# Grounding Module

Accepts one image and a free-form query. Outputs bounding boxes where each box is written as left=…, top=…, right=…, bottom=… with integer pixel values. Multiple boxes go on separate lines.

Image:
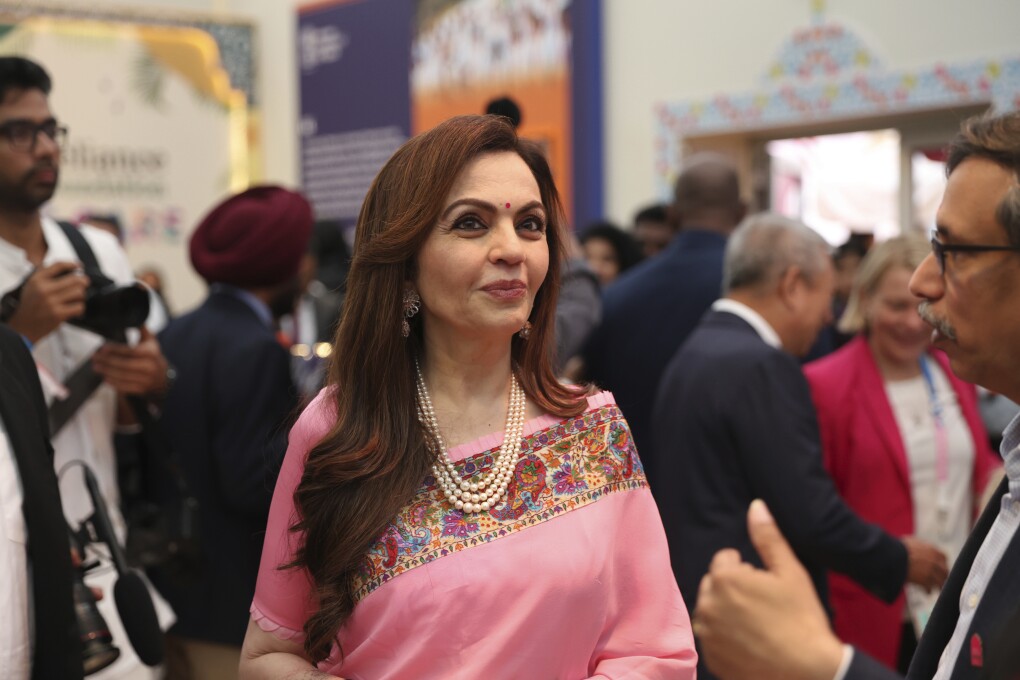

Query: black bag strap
left=56, top=220, right=101, bottom=271
left=48, top=361, right=105, bottom=436
left=47, top=221, right=105, bottom=435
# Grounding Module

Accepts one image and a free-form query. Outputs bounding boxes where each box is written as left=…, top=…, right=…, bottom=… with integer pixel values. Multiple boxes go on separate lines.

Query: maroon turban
left=190, top=185, right=313, bottom=288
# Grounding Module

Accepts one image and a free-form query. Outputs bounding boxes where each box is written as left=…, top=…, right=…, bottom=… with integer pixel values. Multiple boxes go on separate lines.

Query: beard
left=0, top=164, right=58, bottom=212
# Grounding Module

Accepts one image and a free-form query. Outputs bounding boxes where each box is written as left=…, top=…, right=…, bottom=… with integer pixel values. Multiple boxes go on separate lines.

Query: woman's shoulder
left=516, top=388, right=618, bottom=441
left=803, top=336, right=867, bottom=385
left=291, top=387, right=339, bottom=449
left=583, top=389, right=618, bottom=411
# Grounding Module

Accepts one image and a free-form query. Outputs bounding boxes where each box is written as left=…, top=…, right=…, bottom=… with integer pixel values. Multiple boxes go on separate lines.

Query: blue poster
left=297, top=0, right=601, bottom=229
left=297, top=0, right=413, bottom=222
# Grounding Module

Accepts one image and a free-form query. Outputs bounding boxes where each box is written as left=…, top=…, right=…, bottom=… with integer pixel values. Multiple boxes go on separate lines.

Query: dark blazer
left=650, top=310, right=908, bottom=679
left=841, top=477, right=1020, bottom=680
left=154, top=290, right=297, bottom=646
left=583, top=229, right=727, bottom=462
left=0, top=325, right=83, bottom=679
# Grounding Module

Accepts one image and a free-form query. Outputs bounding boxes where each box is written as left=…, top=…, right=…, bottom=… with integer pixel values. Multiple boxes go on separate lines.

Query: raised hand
left=693, top=500, right=845, bottom=680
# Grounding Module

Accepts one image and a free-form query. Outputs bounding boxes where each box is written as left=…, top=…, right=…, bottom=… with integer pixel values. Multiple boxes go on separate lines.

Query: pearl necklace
left=414, top=361, right=526, bottom=514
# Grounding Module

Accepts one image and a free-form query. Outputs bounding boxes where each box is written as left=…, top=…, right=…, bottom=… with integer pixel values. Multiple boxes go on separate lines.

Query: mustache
left=917, top=301, right=957, bottom=341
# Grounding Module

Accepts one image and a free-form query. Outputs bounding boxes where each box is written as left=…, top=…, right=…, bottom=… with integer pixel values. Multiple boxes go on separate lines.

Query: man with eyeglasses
left=0, top=57, right=171, bottom=679
left=692, top=110, right=1020, bottom=680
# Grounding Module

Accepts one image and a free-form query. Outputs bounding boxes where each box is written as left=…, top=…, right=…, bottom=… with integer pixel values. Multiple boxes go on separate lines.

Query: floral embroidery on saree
left=353, top=403, right=647, bottom=601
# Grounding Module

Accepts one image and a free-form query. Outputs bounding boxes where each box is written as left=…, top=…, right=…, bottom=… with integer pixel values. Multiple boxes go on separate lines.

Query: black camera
left=68, top=268, right=150, bottom=340
left=0, top=267, right=150, bottom=340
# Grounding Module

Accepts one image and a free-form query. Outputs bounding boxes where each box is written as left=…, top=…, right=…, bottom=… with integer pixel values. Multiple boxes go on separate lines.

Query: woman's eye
left=453, top=216, right=485, bottom=231
left=518, top=216, right=546, bottom=233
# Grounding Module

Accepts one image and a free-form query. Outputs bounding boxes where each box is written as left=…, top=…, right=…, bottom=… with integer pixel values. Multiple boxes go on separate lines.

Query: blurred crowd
left=4, top=53, right=1020, bottom=680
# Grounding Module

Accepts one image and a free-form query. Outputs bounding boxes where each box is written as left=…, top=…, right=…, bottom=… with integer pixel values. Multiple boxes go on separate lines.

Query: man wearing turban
left=152, top=185, right=313, bottom=680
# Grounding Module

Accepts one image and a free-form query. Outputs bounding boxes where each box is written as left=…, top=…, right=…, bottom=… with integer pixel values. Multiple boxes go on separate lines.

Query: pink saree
left=251, top=390, right=696, bottom=679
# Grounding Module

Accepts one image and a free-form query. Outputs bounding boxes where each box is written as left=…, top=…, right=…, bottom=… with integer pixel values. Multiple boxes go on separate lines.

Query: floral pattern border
left=353, top=404, right=647, bottom=601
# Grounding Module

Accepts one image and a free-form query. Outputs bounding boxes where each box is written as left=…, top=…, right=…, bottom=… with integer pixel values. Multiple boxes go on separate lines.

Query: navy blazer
left=583, top=230, right=727, bottom=462
left=153, top=290, right=297, bottom=646
left=650, top=310, right=908, bottom=679
left=0, top=325, right=83, bottom=679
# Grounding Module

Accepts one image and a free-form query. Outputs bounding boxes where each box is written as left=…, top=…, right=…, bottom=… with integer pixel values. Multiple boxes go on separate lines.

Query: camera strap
left=57, top=220, right=102, bottom=271
left=46, top=221, right=107, bottom=436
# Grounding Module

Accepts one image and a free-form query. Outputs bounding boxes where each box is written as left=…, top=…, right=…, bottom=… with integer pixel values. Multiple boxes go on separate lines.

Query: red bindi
left=505, top=202, right=511, bottom=209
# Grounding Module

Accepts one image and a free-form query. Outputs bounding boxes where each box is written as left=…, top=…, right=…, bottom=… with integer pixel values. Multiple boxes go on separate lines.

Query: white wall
left=603, top=0, right=1020, bottom=224
left=48, top=0, right=1020, bottom=227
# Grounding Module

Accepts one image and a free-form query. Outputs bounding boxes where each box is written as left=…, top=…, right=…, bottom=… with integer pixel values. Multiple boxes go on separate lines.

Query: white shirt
left=711, top=298, right=783, bottom=349
left=885, top=359, right=974, bottom=563
left=0, top=414, right=30, bottom=680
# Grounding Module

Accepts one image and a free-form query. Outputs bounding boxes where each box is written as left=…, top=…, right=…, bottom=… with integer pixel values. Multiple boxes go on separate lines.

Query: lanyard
left=919, top=355, right=953, bottom=539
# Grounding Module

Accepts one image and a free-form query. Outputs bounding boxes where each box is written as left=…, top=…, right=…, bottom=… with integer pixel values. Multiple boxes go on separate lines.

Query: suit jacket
left=154, top=290, right=297, bottom=646
left=0, top=325, right=83, bottom=679
left=804, top=336, right=1000, bottom=667
left=650, top=310, right=908, bottom=679
left=842, top=476, right=1020, bottom=680
left=582, top=230, right=727, bottom=463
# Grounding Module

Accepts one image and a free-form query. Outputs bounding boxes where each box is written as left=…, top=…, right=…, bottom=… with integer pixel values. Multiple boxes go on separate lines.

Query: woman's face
left=583, top=237, right=620, bottom=286
left=414, top=151, right=550, bottom=344
left=864, top=265, right=930, bottom=369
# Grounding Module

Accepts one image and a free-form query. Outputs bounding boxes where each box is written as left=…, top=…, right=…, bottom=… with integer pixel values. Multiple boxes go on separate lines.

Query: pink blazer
left=804, top=336, right=1001, bottom=669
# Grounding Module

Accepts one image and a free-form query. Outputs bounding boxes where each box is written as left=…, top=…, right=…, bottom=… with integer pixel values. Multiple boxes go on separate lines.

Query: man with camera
left=0, top=57, right=171, bottom=679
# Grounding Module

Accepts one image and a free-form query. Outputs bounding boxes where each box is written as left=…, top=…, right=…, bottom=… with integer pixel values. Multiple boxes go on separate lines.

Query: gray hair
left=723, top=213, right=831, bottom=295
left=947, top=111, right=1020, bottom=248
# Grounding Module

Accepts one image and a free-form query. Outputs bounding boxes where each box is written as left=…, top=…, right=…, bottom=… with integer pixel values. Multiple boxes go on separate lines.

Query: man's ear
left=777, top=266, right=804, bottom=311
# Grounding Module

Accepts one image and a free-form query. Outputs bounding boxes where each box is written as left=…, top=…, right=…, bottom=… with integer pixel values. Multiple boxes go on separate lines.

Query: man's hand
left=92, top=327, right=170, bottom=396
left=5, top=261, right=89, bottom=343
left=903, top=536, right=949, bottom=592
left=693, top=500, right=845, bottom=680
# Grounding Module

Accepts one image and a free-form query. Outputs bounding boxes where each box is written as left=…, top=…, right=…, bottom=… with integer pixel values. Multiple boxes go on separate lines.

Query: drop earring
left=402, top=289, right=421, bottom=338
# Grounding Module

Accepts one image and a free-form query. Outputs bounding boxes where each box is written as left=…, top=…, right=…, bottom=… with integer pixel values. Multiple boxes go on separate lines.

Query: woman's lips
left=481, top=280, right=527, bottom=299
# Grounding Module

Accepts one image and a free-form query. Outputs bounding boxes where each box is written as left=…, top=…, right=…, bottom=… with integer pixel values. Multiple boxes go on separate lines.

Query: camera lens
left=73, top=575, right=121, bottom=674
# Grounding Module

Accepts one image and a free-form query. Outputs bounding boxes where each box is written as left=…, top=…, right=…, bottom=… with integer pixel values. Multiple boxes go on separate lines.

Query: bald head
left=673, top=153, right=745, bottom=233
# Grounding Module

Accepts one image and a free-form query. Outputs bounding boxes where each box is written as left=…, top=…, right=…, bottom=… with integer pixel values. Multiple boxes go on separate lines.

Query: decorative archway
left=654, top=9, right=1020, bottom=198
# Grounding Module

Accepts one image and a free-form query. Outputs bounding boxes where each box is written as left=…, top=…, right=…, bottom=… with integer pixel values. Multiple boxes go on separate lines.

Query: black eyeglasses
left=929, top=229, right=1020, bottom=274
left=0, top=120, right=68, bottom=151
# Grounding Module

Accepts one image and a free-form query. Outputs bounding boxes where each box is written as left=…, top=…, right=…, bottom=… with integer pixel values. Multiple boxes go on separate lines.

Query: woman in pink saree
left=239, top=115, right=696, bottom=679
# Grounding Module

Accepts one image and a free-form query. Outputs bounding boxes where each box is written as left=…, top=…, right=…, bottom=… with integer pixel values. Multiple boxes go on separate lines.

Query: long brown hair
left=288, top=115, right=587, bottom=663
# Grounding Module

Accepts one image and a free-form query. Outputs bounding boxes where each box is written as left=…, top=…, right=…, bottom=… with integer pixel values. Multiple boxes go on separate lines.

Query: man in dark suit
left=651, top=213, right=948, bottom=680
left=153, top=186, right=312, bottom=679
left=692, top=113, right=1020, bottom=680
left=583, top=154, right=745, bottom=461
left=0, top=323, right=83, bottom=679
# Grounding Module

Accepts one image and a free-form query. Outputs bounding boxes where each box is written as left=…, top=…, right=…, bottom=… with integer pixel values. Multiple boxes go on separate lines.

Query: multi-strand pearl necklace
left=414, top=361, right=526, bottom=514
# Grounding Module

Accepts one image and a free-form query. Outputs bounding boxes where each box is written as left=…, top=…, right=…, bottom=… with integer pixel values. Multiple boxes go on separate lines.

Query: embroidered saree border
left=352, top=404, right=647, bottom=601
